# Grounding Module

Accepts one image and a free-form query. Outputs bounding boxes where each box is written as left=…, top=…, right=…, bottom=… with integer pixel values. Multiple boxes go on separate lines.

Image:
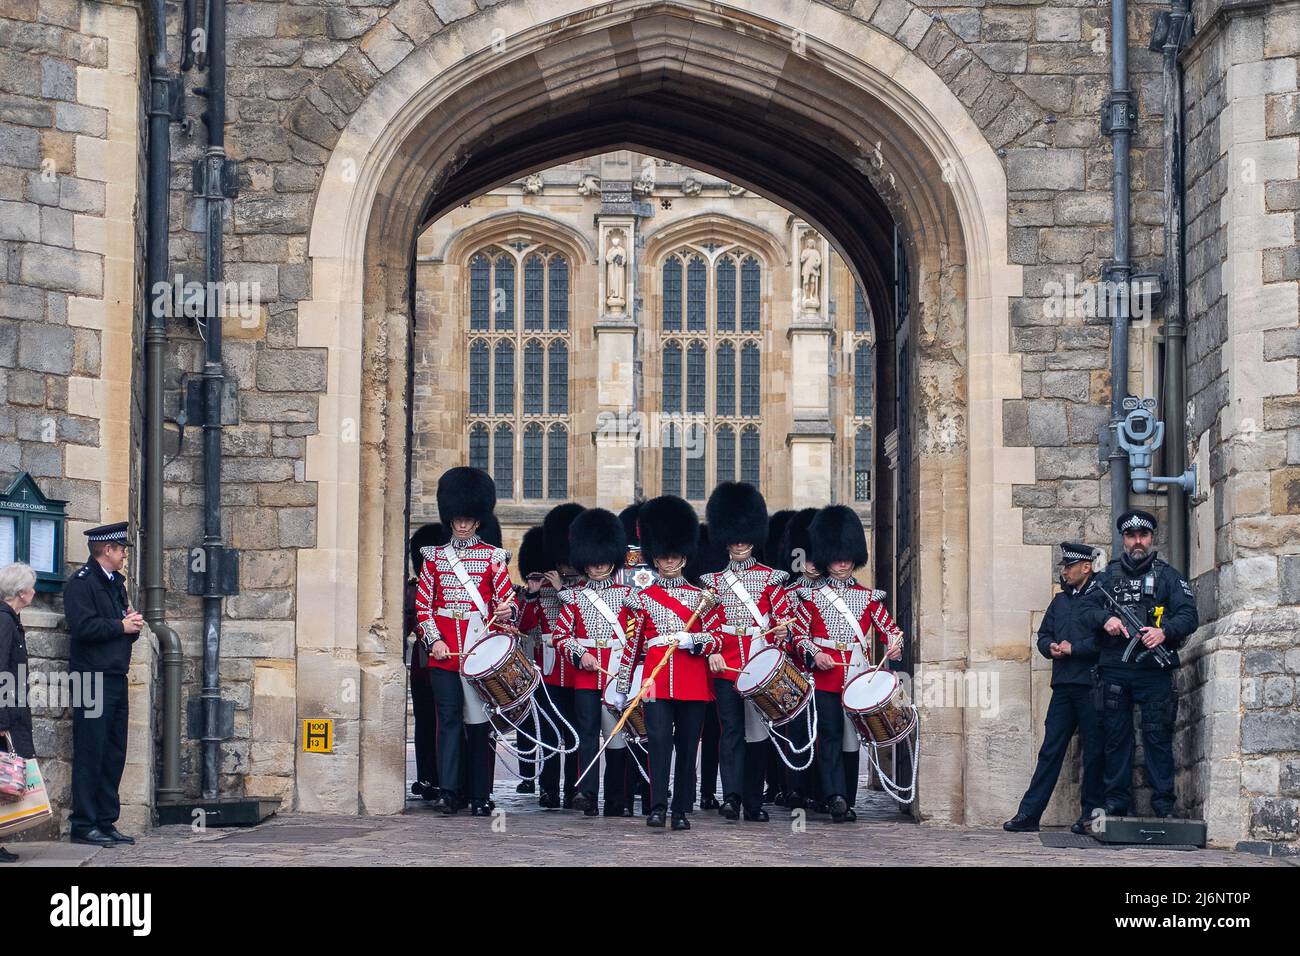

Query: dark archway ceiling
left=414, top=86, right=900, bottom=327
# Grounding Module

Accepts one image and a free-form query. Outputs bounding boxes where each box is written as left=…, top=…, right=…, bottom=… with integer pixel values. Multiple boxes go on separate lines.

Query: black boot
left=829, top=795, right=849, bottom=823
left=671, top=812, right=691, bottom=831
left=516, top=780, right=535, bottom=794
left=1002, top=813, right=1040, bottom=833
left=721, top=796, right=741, bottom=821
left=647, top=807, right=667, bottom=828
left=0, top=847, right=17, bottom=863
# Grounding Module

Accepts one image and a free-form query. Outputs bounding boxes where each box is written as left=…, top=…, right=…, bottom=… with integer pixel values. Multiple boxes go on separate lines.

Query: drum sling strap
left=819, top=585, right=873, bottom=667
left=722, top=570, right=769, bottom=631
left=581, top=587, right=623, bottom=633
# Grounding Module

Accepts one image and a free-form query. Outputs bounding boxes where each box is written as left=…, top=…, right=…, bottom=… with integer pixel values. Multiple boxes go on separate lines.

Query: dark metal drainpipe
left=198, top=0, right=230, bottom=799
left=143, top=0, right=183, bottom=806
left=1104, top=0, right=1135, bottom=560
left=1160, top=0, right=1192, bottom=574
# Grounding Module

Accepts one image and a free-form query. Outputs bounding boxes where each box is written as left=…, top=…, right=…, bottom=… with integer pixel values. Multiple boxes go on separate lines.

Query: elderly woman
left=0, top=562, right=37, bottom=863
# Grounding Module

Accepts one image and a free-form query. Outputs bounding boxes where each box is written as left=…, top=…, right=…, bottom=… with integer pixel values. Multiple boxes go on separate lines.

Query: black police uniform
left=63, top=555, right=138, bottom=838
left=1013, top=574, right=1104, bottom=823
left=1090, top=551, right=1197, bottom=816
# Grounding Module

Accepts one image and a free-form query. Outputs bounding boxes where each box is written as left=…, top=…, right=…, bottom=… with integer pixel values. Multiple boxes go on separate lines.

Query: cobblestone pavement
left=79, top=790, right=1284, bottom=867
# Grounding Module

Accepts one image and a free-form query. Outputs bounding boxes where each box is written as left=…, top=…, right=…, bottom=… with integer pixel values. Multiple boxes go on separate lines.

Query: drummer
left=553, top=508, right=638, bottom=817
left=700, top=482, right=792, bottom=823
left=775, top=507, right=822, bottom=808
left=414, top=467, right=518, bottom=817
left=512, top=526, right=548, bottom=794
left=519, top=503, right=585, bottom=809
left=613, top=495, right=719, bottom=831
left=791, top=506, right=903, bottom=823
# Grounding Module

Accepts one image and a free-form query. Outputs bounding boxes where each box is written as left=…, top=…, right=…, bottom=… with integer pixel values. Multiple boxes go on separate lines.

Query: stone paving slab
left=80, top=791, right=1286, bottom=867
left=5, top=841, right=101, bottom=867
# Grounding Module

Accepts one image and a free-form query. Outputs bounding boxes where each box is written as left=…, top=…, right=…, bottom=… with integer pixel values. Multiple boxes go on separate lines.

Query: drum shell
left=842, top=671, right=915, bottom=746
left=736, top=648, right=812, bottom=727
left=464, top=635, right=540, bottom=720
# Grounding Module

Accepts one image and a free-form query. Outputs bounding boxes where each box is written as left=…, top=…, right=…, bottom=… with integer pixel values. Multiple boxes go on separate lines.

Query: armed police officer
left=1092, top=509, right=1198, bottom=819
left=1004, top=542, right=1104, bottom=835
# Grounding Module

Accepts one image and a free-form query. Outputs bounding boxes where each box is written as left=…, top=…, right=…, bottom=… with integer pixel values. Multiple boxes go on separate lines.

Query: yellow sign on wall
left=302, top=719, right=333, bottom=753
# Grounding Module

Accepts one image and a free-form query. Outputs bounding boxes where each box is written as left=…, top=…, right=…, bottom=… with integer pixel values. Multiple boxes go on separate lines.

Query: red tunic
left=519, top=583, right=582, bottom=688
left=413, top=537, right=517, bottom=673
left=552, top=581, right=637, bottom=693
left=791, top=578, right=898, bottom=694
left=617, top=577, right=719, bottom=702
left=699, top=559, right=792, bottom=682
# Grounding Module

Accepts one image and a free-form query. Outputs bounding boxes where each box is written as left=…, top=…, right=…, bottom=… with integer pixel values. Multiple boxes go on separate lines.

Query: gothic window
left=463, top=241, right=572, bottom=501
left=845, top=281, right=874, bottom=503
left=656, top=242, right=765, bottom=499
left=855, top=425, right=872, bottom=502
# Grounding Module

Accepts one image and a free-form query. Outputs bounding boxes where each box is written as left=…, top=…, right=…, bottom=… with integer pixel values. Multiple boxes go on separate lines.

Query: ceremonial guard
left=700, top=482, right=792, bottom=822
left=761, top=508, right=796, bottom=803
left=774, top=507, right=821, bottom=808
left=1092, top=510, right=1197, bottom=818
left=791, top=506, right=903, bottom=822
left=512, top=526, right=548, bottom=793
left=618, top=502, right=654, bottom=590
left=414, top=467, right=517, bottom=816
left=406, top=523, right=446, bottom=802
left=520, top=502, right=584, bottom=808
left=63, top=521, right=143, bottom=847
left=614, top=495, right=718, bottom=830
left=1004, top=542, right=1105, bottom=834
left=553, top=508, right=637, bottom=816
left=686, top=524, right=728, bottom=811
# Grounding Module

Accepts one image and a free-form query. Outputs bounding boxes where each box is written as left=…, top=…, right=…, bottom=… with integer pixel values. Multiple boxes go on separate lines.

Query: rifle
left=1095, top=583, right=1176, bottom=669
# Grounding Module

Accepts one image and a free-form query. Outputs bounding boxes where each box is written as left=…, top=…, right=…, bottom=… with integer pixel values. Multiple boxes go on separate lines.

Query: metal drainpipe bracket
left=1100, top=89, right=1137, bottom=136
left=1149, top=9, right=1194, bottom=53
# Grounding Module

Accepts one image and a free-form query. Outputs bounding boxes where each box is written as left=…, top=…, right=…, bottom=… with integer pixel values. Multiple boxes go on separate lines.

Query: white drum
left=602, top=664, right=647, bottom=742
left=462, top=632, right=539, bottom=724
left=735, top=646, right=812, bottom=727
left=842, top=669, right=916, bottom=747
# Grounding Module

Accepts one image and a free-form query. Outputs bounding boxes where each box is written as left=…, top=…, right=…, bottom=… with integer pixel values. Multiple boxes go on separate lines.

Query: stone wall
left=1181, top=0, right=1300, bottom=854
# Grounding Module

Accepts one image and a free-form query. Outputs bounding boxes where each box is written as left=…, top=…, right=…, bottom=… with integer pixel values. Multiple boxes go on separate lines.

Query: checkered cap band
left=1119, top=514, right=1154, bottom=533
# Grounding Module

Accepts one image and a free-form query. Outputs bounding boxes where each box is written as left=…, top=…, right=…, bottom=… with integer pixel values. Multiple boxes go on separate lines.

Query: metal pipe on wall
left=143, top=0, right=184, bottom=807
left=1106, top=0, right=1134, bottom=560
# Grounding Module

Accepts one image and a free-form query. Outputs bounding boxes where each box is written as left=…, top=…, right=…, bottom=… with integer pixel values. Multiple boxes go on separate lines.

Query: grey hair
left=0, top=562, right=37, bottom=601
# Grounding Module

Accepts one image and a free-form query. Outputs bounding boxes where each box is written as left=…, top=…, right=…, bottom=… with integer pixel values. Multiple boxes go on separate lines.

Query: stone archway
left=294, top=0, right=1034, bottom=824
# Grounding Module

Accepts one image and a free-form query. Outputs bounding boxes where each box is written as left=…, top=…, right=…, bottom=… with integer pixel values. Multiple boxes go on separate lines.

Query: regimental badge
left=633, top=567, right=654, bottom=589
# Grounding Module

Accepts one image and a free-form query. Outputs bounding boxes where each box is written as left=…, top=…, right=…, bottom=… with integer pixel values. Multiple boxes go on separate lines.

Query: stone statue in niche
left=605, top=231, right=627, bottom=314
left=522, top=173, right=544, bottom=195
left=578, top=174, right=601, bottom=196
left=800, top=231, right=822, bottom=312
left=680, top=177, right=702, bottom=196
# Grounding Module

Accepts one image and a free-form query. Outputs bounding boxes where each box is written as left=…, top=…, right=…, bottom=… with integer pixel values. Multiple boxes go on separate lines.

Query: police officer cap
left=85, top=521, right=128, bottom=543
left=1116, top=509, right=1157, bottom=535
left=1059, top=541, right=1095, bottom=566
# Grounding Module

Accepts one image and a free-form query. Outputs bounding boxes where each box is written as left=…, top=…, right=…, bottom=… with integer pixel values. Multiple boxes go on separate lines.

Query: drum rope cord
left=767, top=700, right=817, bottom=772
left=535, top=679, right=580, bottom=755
left=862, top=706, right=920, bottom=804
left=624, top=738, right=650, bottom=783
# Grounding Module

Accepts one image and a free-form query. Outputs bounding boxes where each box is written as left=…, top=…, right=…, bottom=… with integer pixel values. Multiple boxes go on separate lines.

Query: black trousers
left=538, top=685, right=578, bottom=798
left=813, top=689, right=861, bottom=805
left=1102, top=667, right=1176, bottom=816
left=1016, top=683, right=1103, bottom=820
left=713, top=678, right=764, bottom=812
left=700, top=700, right=720, bottom=800
left=410, top=670, right=438, bottom=787
left=573, top=689, right=605, bottom=799
left=644, top=699, right=707, bottom=815
left=70, top=673, right=128, bottom=834
left=429, top=668, right=491, bottom=803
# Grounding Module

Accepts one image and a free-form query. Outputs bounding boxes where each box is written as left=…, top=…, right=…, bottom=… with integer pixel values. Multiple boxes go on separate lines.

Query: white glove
left=610, top=690, right=629, bottom=710
left=674, top=632, right=696, bottom=651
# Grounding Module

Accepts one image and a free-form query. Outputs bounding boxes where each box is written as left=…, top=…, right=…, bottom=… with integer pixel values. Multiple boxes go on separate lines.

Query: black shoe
left=743, top=808, right=770, bottom=822
left=71, top=828, right=116, bottom=847
left=785, top=791, right=806, bottom=810
left=671, top=812, right=691, bottom=831
left=470, top=801, right=492, bottom=817
left=829, top=795, right=849, bottom=823
left=433, top=796, right=459, bottom=815
left=1070, top=819, right=1089, bottom=835
left=647, top=809, right=667, bottom=828
left=1002, top=813, right=1039, bottom=833
left=810, top=798, right=829, bottom=815
left=411, top=781, right=424, bottom=796
left=574, top=792, right=598, bottom=817
left=621, top=806, right=634, bottom=817
left=764, top=786, right=779, bottom=803
left=842, top=808, right=856, bottom=823
left=699, top=795, right=720, bottom=811
left=721, top=797, right=741, bottom=821
left=769, top=789, right=785, bottom=807
left=538, top=790, right=560, bottom=809
left=562, top=792, right=575, bottom=810
left=102, top=827, right=135, bottom=845
left=516, top=780, right=535, bottom=794
left=0, top=847, right=17, bottom=863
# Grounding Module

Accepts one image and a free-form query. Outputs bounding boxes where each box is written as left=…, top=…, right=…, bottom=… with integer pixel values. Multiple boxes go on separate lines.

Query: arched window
left=655, top=243, right=764, bottom=499
left=463, top=241, right=572, bottom=501
left=844, top=281, right=874, bottom=503
left=854, top=340, right=873, bottom=417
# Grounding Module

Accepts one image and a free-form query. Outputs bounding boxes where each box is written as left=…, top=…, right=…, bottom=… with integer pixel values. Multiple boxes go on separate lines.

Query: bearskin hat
left=808, top=504, right=869, bottom=571
left=638, top=495, right=699, bottom=565
left=409, top=523, right=448, bottom=573
left=436, top=466, right=496, bottom=527
left=569, top=508, right=627, bottom=572
left=705, top=481, right=768, bottom=549
left=517, top=526, right=549, bottom=577
left=684, top=524, right=728, bottom=585
left=778, top=507, right=819, bottom=576
left=618, top=502, right=642, bottom=545
left=543, top=503, right=585, bottom=571
left=764, top=509, right=794, bottom=566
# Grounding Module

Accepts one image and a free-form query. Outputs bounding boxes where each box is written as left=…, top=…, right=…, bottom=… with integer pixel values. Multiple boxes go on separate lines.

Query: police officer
left=63, top=522, right=143, bottom=848
left=1004, top=542, right=1105, bottom=835
left=1093, top=510, right=1198, bottom=818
